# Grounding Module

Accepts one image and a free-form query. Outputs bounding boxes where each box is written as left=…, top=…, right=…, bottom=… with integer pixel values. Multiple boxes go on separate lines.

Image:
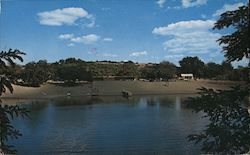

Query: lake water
left=8, top=95, right=207, bottom=155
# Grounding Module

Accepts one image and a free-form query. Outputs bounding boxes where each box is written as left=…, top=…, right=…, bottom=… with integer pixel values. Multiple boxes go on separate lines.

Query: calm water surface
left=8, top=95, right=207, bottom=155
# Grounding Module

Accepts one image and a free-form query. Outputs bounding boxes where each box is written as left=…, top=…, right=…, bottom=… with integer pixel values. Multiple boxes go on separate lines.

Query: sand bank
left=1, top=80, right=241, bottom=99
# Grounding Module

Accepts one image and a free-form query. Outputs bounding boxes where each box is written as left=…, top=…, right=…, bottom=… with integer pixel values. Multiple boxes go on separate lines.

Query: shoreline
left=1, top=92, right=198, bottom=100
left=1, top=80, right=241, bottom=100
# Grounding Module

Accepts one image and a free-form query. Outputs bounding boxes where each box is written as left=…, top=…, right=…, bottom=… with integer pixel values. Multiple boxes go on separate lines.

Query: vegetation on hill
left=140, top=61, right=176, bottom=80
left=0, top=56, right=248, bottom=87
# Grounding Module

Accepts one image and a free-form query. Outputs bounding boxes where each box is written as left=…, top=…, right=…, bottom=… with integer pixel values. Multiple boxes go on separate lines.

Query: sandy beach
left=0, top=80, right=241, bottom=99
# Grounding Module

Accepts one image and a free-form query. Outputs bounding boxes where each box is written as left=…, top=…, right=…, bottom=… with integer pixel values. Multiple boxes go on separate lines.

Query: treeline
left=178, top=56, right=249, bottom=81
left=0, top=56, right=248, bottom=87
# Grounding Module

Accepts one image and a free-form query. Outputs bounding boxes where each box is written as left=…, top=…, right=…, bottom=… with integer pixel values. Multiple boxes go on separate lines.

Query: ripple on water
left=10, top=95, right=207, bottom=155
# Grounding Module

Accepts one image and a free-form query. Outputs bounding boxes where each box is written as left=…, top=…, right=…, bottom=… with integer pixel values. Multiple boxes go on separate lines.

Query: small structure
left=67, top=91, right=71, bottom=96
left=180, top=74, right=194, bottom=80
left=122, top=90, right=132, bottom=98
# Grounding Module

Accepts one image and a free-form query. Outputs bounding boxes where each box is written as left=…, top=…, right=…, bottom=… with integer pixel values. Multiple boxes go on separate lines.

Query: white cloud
left=182, top=0, right=208, bottom=8
left=59, top=33, right=100, bottom=44
left=38, top=7, right=94, bottom=26
left=164, top=54, right=184, bottom=59
left=67, top=43, right=75, bottom=47
left=165, top=5, right=182, bottom=10
left=213, top=3, right=244, bottom=17
left=88, top=50, right=117, bottom=57
left=232, top=57, right=249, bottom=68
left=152, top=20, right=221, bottom=55
left=201, top=14, right=206, bottom=19
left=59, top=33, right=113, bottom=45
left=153, top=20, right=215, bottom=36
left=103, top=38, right=113, bottom=42
left=164, top=54, right=185, bottom=65
left=162, top=31, right=220, bottom=54
left=156, top=0, right=166, bottom=8
left=130, top=51, right=148, bottom=57
left=70, top=34, right=100, bottom=44
left=58, top=34, right=74, bottom=39
left=84, top=14, right=96, bottom=28
left=102, top=53, right=117, bottom=57
left=151, top=56, right=160, bottom=60
left=209, top=51, right=221, bottom=58
left=162, top=0, right=208, bottom=10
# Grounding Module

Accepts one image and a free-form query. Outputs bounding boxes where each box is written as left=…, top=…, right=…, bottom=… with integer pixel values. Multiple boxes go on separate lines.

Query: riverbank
left=1, top=80, right=241, bottom=99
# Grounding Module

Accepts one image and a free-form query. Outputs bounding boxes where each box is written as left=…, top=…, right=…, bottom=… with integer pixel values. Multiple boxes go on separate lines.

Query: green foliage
left=204, top=62, right=223, bottom=78
left=186, top=4, right=250, bottom=154
left=0, top=76, right=13, bottom=96
left=213, top=5, right=249, bottom=61
left=3, top=56, right=248, bottom=86
left=0, top=102, right=28, bottom=154
left=17, top=60, right=50, bottom=87
left=14, top=58, right=92, bottom=86
left=140, top=61, right=176, bottom=80
left=0, top=49, right=28, bottom=154
left=227, top=67, right=250, bottom=81
left=56, top=64, right=92, bottom=82
left=158, top=61, right=176, bottom=79
left=179, top=56, right=205, bottom=77
left=206, top=61, right=247, bottom=81
left=186, top=86, right=250, bottom=154
left=140, top=66, right=158, bottom=79
left=178, top=56, right=247, bottom=80
left=0, top=49, right=25, bottom=67
left=89, top=63, right=117, bottom=77
left=117, top=62, right=139, bottom=77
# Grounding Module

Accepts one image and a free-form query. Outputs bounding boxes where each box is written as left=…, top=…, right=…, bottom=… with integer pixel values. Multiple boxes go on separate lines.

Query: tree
left=213, top=5, right=249, bottom=61
left=56, top=64, right=92, bottom=83
left=186, top=86, right=250, bottom=154
left=18, top=60, right=50, bottom=87
left=187, top=3, right=250, bottom=154
left=140, top=66, right=158, bottom=80
left=157, top=61, right=176, bottom=79
left=221, top=61, right=233, bottom=73
left=204, top=62, right=222, bottom=78
left=227, top=67, right=249, bottom=81
left=0, top=49, right=28, bottom=154
left=179, top=56, right=205, bottom=77
left=139, top=62, right=176, bottom=80
left=117, top=62, right=139, bottom=77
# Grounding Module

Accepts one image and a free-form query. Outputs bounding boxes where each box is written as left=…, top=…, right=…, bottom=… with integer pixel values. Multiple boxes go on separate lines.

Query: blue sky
left=0, top=0, right=247, bottom=66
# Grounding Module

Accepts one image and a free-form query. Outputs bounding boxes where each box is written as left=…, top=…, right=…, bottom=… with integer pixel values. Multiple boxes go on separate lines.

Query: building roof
left=181, top=74, right=193, bottom=77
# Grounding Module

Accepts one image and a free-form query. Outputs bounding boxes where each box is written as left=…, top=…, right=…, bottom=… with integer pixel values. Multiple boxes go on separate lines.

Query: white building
left=180, top=74, right=194, bottom=80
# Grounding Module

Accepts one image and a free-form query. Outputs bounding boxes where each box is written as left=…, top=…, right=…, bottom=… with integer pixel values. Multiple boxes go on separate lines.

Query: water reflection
left=8, top=95, right=207, bottom=155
